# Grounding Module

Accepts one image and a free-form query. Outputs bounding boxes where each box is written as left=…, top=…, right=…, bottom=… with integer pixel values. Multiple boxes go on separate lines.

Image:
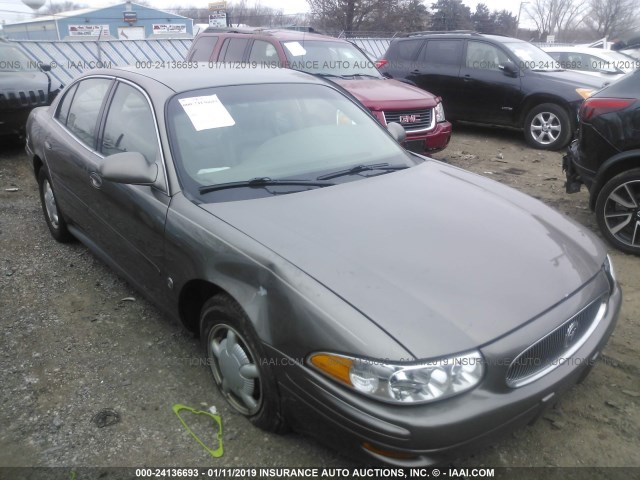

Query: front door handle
left=44, top=140, right=52, bottom=150
left=89, top=172, right=103, bottom=189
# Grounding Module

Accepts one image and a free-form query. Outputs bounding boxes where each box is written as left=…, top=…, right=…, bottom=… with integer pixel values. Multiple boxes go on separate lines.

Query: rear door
left=407, top=39, right=464, bottom=119
left=44, top=77, right=113, bottom=238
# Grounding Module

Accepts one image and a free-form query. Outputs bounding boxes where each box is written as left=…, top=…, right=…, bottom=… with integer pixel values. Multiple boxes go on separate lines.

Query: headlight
left=309, top=350, right=484, bottom=404
left=435, top=101, right=446, bottom=122
left=576, top=88, right=595, bottom=99
left=604, top=254, right=617, bottom=292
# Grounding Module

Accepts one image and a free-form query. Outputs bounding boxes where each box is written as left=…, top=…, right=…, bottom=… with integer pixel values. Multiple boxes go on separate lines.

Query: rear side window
left=55, top=83, right=78, bottom=125
left=190, top=35, right=219, bottom=61
left=392, top=39, right=423, bottom=60
left=64, top=78, right=112, bottom=148
left=219, top=38, right=249, bottom=62
left=421, top=40, right=463, bottom=66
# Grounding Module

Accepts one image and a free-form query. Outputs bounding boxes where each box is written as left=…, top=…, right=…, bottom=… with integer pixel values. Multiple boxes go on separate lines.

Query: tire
left=37, top=168, right=73, bottom=243
left=523, top=103, right=572, bottom=150
left=200, top=295, right=287, bottom=433
left=595, top=168, right=640, bottom=255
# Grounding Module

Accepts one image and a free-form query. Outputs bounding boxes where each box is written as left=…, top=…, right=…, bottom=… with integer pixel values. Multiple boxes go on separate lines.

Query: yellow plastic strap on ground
left=172, top=403, right=224, bottom=458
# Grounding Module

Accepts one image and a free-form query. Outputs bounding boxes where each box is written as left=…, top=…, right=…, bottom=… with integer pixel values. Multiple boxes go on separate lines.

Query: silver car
left=25, top=65, right=621, bottom=465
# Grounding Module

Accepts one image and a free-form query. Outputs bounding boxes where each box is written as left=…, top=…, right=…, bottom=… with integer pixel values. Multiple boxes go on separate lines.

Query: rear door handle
left=89, top=172, right=103, bottom=189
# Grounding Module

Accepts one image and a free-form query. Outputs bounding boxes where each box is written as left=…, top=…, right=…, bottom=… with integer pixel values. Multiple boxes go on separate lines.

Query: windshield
left=168, top=82, right=414, bottom=201
left=504, top=42, right=561, bottom=71
left=281, top=40, right=381, bottom=78
left=0, top=44, right=41, bottom=72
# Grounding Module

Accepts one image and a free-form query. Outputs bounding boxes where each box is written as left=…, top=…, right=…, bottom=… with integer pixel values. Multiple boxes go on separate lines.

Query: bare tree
left=307, top=0, right=381, bottom=33
left=583, top=0, right=640, bottom=38
left=524, top=0, right=585, bottom=41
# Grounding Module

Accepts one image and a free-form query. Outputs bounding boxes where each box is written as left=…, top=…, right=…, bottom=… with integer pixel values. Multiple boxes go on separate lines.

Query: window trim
left=52, top=75, right=169, bottom=195
left=53, top=75, right=115, bottom=154
left=98, top=78, right=169, bottom=195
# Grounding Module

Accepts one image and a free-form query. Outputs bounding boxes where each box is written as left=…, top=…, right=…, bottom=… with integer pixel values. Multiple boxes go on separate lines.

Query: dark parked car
left=187, top=28, right=451, bottom=153
left=26, top=65, right=620, bottom=466
left=564, top=70, right=640, bottom=255
left=377, top=32, right=606, bottom=150
left=0, top=39, right=61, bottom=138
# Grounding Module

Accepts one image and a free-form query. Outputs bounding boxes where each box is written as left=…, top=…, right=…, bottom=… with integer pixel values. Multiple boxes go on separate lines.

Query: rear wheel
left=200, top=295, right=286, bottom=432
left=524, top=103, right=572, bottom=150
left=38, top=168, right=73, bottom=243
left=595, top=169, right=640, bottom=255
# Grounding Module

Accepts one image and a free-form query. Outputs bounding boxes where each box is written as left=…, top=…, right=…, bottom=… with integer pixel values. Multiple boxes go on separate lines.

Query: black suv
left=564, top=70, right=640, bottom=255
left=378, top=32, right=605, bottom=150
left=0, top=39, right=61, bottom=138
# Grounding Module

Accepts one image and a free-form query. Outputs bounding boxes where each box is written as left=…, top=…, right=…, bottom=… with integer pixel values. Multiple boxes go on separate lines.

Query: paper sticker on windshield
left=284, top=42, right=307, bottom=57
left=179, top=95, right=235, bottom=131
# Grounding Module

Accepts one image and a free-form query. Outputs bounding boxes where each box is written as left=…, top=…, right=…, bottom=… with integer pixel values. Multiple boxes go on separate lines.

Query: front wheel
left=595, top=169, right=640, bottom=255
left=523, top=103, right=572, bottom=150
left=200, top=295, right=286, bottom=432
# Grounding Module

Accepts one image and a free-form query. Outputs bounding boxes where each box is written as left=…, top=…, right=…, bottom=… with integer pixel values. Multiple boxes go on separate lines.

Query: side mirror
left=98, top=152, right=158, bottom=185
left=387, top=121, right=406, bottom=144
left=499, top=61, right=518, bottom=77
left=39, top=63, right=52, bottom=72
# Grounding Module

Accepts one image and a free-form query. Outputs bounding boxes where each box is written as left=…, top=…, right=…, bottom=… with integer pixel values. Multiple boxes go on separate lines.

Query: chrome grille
left=383, top=108, right=434, bottom=132
left=506, top=297, right=607, bottom=388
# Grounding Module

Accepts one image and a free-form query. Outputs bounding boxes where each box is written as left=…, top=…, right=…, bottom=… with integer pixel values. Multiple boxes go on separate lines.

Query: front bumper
left=404, top=121, right=452, bottom=154
left=269, top=273, right=621, bottom=466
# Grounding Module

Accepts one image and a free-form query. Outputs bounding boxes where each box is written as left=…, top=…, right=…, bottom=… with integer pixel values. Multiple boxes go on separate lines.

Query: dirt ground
left=0, top=124, right=638, bottom=475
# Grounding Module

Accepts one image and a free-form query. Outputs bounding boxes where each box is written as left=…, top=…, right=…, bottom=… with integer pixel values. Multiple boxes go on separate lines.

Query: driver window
left=466, top=41, right=509, bottom=71
left=101, top=83, right=158, bottom=163
left=249, top=40, right=278, bottom=64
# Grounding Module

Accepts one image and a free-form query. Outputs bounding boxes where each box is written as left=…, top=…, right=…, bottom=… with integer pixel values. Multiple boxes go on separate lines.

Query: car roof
left=544, top=46, right=620, bottom=55
left=199, top=27, right=349, bottom=44
left=400, top=31, right=528, bottom=44
left=83, top=63, right=326, bottom=93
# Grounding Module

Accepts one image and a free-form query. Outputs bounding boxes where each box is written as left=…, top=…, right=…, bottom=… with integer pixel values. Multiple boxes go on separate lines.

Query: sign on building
left=152, top=24, right=187, bottom=34
left=123, top=11, right=138, bottom=24
left=68, top=24, right=110, bottom=37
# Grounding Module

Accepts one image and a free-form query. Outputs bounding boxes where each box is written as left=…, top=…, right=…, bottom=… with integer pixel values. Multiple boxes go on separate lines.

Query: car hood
left=201, top=161, right=606, bottom=359
left=526, top=68, right=607, bottom=89
left=333, top=78, right=438, bottom=111
left=0, top=70, right=51, bottom=108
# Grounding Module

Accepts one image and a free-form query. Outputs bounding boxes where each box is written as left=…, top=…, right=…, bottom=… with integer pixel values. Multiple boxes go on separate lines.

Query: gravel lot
left=1, top=125, right=638, bottom=475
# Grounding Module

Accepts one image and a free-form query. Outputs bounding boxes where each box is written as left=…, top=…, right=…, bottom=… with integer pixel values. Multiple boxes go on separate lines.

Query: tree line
left=40, top=0, right=639, bottom=43
left=308, top=0, right=638, bottom=41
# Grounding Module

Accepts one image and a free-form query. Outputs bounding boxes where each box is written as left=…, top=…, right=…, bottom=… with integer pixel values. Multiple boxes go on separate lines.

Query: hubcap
left=530, top=112, right=561, bottom=145
left=43, top=179, right=60, bottom=229
left=603, top=180, right=640, bottom=249
left=208, top=324, right=261, bottom=415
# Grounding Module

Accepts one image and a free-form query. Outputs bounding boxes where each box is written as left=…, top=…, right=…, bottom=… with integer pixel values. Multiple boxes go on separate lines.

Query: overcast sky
left=1, top=0, right=529, bottom=26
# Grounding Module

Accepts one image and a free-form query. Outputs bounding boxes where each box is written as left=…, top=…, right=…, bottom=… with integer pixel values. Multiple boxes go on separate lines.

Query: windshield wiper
left=198, top=177, right=335, bottom=194
left=316, top=163, right=408, bottom=181
left=351, top=73, right=380, bottom=79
